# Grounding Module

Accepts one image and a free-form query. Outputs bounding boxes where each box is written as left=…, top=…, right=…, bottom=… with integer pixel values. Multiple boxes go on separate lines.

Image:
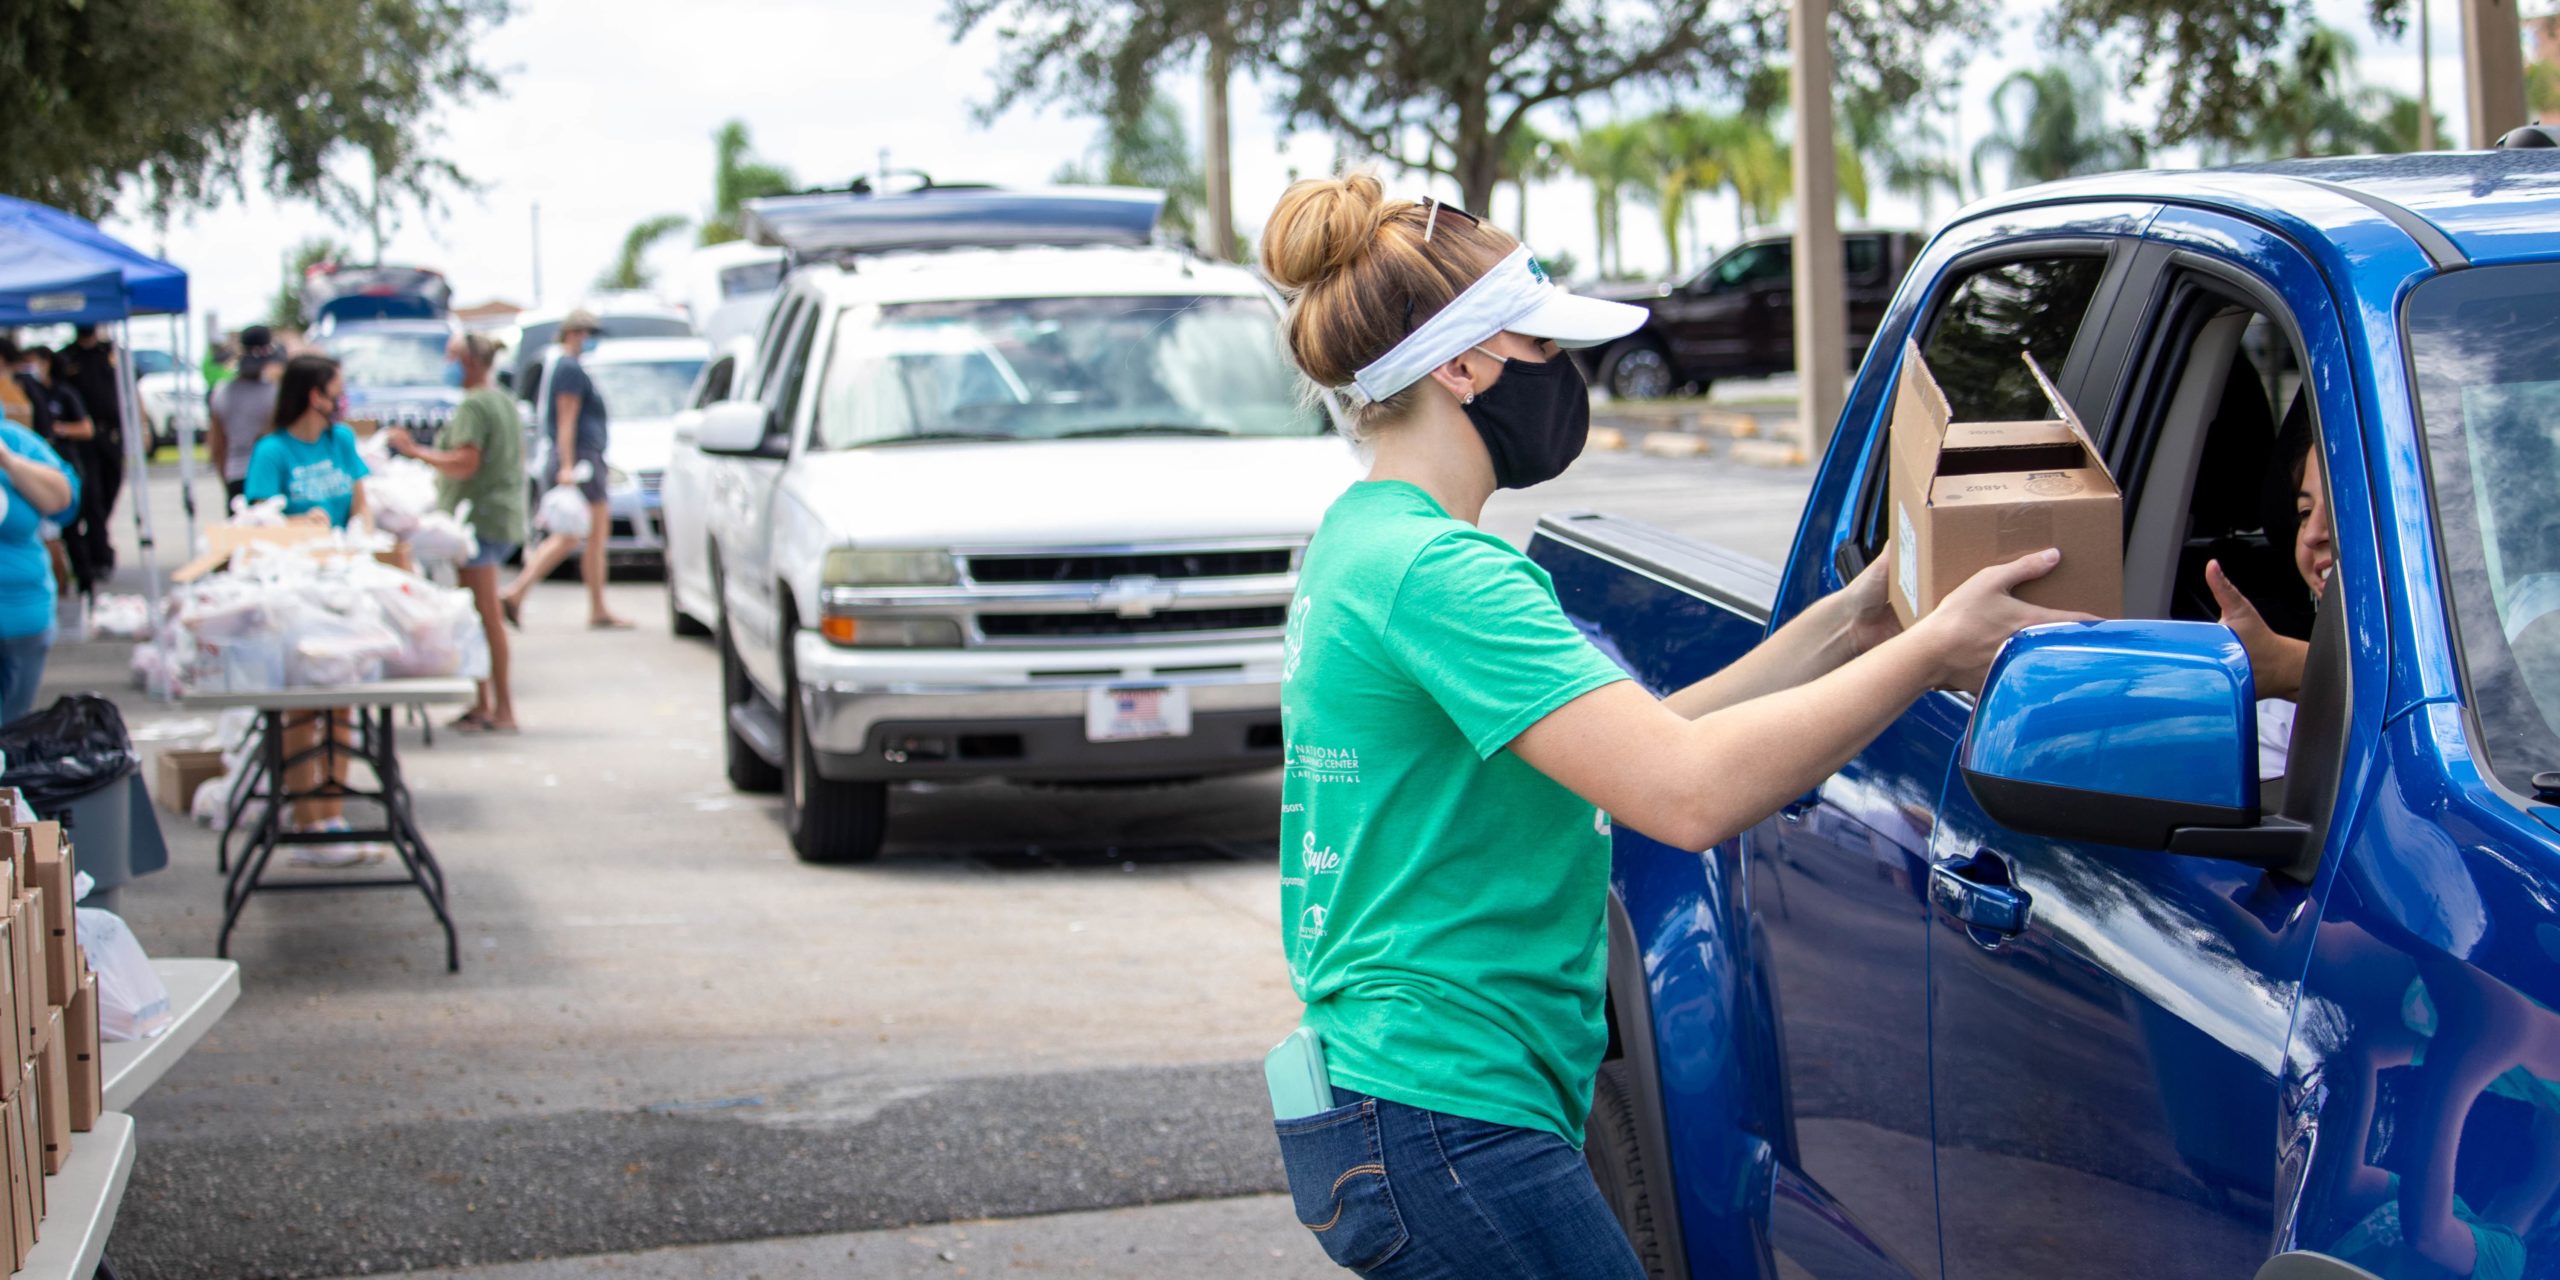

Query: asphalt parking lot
left=67, top=438, right=1811, bottom=1278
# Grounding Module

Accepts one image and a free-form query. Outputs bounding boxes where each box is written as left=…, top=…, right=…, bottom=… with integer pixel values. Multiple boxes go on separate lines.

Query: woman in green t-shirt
left=1257, top=173, right=2094, bottom=1278
left=387, top=333, right=527, bottom=733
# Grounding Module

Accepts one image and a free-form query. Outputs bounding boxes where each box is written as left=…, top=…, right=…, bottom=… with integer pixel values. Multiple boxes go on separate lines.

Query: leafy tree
left=2534, top=61, right=2560, bottom=126
left=263, top=238, right=355, bottom=331
left=699, top=122, right=799, bottom=246
left=1842, top=93, right=1963, bottom=221
left=951, top=0, right=1994, bottom=215
left=2043, top=0, right=2420, bottom=148
left=597, top=215, right=692, bottom=291
left=1, top=0, right=509, bottom=223
left=1971, top=65, right=2148, bottom=191
left=2229, top=25, right=2402, bottom=158
left=1054, top=93, right=1213, bottom=248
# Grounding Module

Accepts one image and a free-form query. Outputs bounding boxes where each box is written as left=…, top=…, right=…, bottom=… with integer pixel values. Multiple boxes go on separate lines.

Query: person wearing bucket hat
left=503, top=306, right=632, bottom=629
left=1257, top=172, right=2090, bottom=1278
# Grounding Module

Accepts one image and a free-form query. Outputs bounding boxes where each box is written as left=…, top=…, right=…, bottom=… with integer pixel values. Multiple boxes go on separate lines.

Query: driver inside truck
left=2205, top=398, right=2333, bottom=779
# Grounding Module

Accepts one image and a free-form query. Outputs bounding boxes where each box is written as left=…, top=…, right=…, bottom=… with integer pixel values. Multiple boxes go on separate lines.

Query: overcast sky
left=99, top=0, right=2481, bottom=345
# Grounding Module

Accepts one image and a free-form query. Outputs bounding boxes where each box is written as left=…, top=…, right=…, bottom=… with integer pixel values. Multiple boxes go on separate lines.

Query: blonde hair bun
left=1260, top=172, right=1394, bottom=293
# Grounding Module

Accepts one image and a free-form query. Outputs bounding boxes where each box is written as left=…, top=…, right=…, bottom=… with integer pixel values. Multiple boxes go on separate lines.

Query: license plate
left=1085, top=686, right=1191, bottom=742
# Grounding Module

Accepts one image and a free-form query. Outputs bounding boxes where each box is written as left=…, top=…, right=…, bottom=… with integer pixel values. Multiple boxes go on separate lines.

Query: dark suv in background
left=1580, top=229, right=1923, bottom=399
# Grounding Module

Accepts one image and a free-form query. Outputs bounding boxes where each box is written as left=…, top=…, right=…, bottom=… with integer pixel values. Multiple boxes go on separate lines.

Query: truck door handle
left=1929, top=853, right=2031, bottom=938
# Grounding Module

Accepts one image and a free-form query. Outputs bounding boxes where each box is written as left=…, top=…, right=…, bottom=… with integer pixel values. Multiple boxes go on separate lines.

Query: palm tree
left=597, top=214, right=691, bottom=290
left=1562, top=123, right=1648, bottom=278
left=1843, top=94, right=1964, bottom=224
left=1632, top=112, right=1719, bottom=277
left=1971, top=65, right=2148, bottom=191
left=700, top=121, right=797, bottom=246
left=2240, top=25, right=2404, bottom=158
left=1056, top=92, right=1211, bottom=247
left=1497, top=124, right=1565, bottom=241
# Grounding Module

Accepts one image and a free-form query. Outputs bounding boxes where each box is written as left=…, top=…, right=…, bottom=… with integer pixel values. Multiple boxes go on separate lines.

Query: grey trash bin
left=49, top=773, right=166, bottom=916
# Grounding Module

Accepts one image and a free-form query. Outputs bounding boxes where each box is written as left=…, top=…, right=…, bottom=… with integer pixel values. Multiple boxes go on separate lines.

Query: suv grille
left=966, top=548, right=1293, bottom=584
left=978, top=605, right=1287, bottom=640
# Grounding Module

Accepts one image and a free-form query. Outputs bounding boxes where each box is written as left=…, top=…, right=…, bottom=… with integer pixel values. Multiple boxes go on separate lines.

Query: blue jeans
left=0, top=627, right=52, bottom=726
left=1275, top=1089, right=1647, bottom=1279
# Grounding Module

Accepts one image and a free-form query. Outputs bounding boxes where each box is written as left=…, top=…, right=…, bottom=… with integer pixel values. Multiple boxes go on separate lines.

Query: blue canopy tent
left=0, top=195, right=195, bottom=611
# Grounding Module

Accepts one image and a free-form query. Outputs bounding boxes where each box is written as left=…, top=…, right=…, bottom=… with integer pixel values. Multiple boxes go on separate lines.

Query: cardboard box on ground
left=1885, top=340, right=2123, bottom=626
left=153, top=749, right=226, bottom=817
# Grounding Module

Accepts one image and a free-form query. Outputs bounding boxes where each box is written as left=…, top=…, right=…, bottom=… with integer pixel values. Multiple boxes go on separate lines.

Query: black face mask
left=1460, top=347, right=1590, bottom=489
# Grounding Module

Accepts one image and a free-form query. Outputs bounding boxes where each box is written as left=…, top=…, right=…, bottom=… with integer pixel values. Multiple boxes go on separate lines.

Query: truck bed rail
left=1531, top=512, right=1779, bottom=625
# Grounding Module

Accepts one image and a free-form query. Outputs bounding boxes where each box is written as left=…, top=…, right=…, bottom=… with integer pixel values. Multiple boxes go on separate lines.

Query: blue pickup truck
left=1536, top=151, right=2560, bottom=1280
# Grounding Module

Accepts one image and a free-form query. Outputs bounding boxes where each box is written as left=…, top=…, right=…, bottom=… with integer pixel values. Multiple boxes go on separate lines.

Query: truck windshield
left=811, top=294, right=1325, bottom=448
left=2406, top=262, right=2560, bottom=795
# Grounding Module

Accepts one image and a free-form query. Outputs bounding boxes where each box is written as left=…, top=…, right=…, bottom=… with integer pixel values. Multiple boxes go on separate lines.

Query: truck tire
left=1601, top=339, right=1680, bottom=402
left=1585, top=1060, right=1672, bottom=1279
left=719, top=616, right=783, bottom=794
left=785, top=679, right=888, bottom=863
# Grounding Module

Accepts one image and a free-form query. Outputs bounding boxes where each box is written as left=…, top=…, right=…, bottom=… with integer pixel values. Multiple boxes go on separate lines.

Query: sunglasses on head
left=1400, top=197, right=1491, bottom=334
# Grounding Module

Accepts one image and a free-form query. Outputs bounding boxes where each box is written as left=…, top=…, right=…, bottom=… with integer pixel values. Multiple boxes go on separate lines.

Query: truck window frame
left=1841, top=239, right=2137, bottom=573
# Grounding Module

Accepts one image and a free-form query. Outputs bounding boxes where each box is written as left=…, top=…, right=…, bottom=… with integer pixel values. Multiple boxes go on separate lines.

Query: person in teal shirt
left=245, top=355, right=370, bottom=529
left=0, top=421, right=79, bottom=724
left=242, top=354, right=377, bottom=866
left=1255, top=175, right=2087, bottom=1279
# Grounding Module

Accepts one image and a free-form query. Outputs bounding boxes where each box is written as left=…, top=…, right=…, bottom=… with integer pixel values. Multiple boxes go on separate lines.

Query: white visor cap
left=1351, top=246, right=1649, bottom=402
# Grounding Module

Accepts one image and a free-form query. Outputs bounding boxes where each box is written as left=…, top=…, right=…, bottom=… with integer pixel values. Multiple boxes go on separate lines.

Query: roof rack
left=742, top=185, right=1167, bottom=262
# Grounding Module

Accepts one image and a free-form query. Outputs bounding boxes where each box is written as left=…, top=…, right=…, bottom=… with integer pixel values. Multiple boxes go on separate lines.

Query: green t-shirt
left=1281, top=480, right=1631, bottom=1145
left=438, top=388, right=528, bottom=546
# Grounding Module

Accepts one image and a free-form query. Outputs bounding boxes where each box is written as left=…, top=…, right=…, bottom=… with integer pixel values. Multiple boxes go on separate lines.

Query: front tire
left=1585, top=1060, right=1672, bottom=1279
left=1601, top=339, right=1678, bottom=401
left=784, top=676, right=888, bottom=864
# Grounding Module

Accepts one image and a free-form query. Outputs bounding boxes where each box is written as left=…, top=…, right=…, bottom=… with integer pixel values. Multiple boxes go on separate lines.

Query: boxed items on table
left=0, top=792, right=110, bottom=1262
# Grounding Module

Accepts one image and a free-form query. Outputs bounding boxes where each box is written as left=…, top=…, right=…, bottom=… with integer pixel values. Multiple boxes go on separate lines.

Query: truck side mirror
left=1958, top=620, right=2314, bottom=874
left=695, top=400, right=777, bottom=456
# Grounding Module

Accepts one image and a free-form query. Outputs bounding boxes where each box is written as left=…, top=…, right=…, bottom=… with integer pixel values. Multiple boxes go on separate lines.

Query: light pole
left=1791, top=0, right=1847, bottom=458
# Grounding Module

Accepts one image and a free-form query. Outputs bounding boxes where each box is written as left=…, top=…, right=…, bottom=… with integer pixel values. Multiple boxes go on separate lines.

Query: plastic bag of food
left=404, top=510, right=480, bottom=565
left=229, top=494, right=291, bottom=526
left=535, top=485, right=590, bottom=539
left=362, top=457, right=441, bottom=535
left=76, top=907, right=172, bottom=1041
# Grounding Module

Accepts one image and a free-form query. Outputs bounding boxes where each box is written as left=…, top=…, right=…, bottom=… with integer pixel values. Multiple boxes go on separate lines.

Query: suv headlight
left=822, top=548, right=957, bottom=586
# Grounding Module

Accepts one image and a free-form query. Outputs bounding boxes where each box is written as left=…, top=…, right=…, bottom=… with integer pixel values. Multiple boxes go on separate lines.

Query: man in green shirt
left=385, top=333, right=527, bottom=731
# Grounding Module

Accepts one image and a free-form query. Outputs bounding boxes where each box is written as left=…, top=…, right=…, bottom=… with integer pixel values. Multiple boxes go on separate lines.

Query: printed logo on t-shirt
left=288, top=460, right=354, bottom=513
left=1302, top=831, right=1342, bottom=875
left=1296, top=904, right=1328, bottom=943
left=1287, top=742, right=1361, bottom=784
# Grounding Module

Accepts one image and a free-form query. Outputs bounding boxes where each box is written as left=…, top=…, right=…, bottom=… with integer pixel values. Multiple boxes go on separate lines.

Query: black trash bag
left=0, top=694, right=140, bottom=814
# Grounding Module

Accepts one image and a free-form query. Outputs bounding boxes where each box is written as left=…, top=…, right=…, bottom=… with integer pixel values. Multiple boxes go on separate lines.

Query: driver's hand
left=2207, top=559, right=2306, bottom=700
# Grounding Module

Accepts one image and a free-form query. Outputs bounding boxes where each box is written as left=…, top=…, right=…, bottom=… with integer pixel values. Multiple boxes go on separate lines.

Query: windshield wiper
left=851, top=431, right=1017, bottom=448
left=1055, top=425, right=1236, bottom=439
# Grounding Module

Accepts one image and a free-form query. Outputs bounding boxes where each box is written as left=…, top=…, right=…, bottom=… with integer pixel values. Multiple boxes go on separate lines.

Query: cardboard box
left=154, top=749, right=228, bottom=816
left=25, top=827, right=73, bottom=1008
left=169, top=522, right=332, bottom=583
left=19, top=890, right=45, bottom=1065
left=65, top=973, right=96, bottom=1134
left=7, top=900, right=32, bottom=1067
left=36, top=1010, right=66, bottom=1175
left=1884, top=341, right=2123, bottom=625
left=20, top=1064, right=42, bottom=1224
left=0, top=920, right=19, bottom=1104
left=2, top=1095, right=27, bottom=1267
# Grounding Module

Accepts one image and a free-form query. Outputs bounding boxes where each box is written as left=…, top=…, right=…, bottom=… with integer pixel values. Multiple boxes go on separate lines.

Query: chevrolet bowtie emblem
left=1094, top=575, right=1180, bottom=618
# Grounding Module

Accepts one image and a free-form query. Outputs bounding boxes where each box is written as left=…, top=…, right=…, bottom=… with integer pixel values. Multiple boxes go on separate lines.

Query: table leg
left=370, top=705, right=459, bottom=972
left=217, top=712, right=289, bottom=959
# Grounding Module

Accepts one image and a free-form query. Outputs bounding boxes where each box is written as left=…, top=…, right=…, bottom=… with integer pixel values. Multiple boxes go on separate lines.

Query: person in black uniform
left=54, top=325, right=124, bottom=594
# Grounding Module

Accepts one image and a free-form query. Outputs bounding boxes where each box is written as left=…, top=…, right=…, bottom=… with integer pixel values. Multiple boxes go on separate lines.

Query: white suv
left=677, top=188, right=1358, bottom=863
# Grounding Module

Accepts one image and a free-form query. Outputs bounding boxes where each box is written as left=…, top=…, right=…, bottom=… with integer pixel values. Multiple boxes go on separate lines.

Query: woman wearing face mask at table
left=246, top=354, right=379, bottom=865
left=1257, top=173, right=2093, bottom=1279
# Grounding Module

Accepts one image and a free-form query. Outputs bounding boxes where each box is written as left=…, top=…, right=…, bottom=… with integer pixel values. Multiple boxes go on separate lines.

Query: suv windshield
left=2407, top=262, right=2560, bottom=795
left=585, top=357, right=706, bottom=420
left=811, top=294, right=1324, bottom=448
left=321, top=329, right=448, bottom=387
